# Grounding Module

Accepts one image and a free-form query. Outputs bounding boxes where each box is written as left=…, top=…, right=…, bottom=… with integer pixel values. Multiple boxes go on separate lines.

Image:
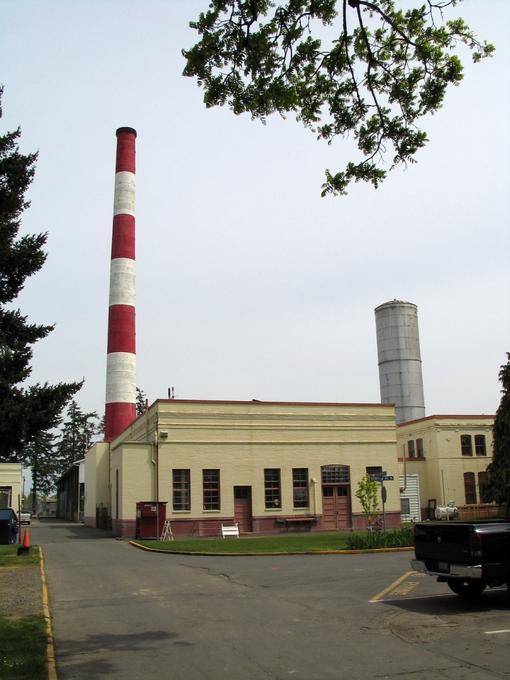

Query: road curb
left=40, top=547, right=58, bottom=680
left=129, top=540, right=414, bottom=556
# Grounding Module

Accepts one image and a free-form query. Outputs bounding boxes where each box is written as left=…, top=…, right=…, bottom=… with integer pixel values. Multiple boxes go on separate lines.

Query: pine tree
left=136, top=386, right=148, bottom=416
left=55, top=400, right=99, bottom=472
left=484, top=354, right=510, bottom=514
left=23, top=429, right=59, bottom=515
left=0, top=88, right=82, bottom=461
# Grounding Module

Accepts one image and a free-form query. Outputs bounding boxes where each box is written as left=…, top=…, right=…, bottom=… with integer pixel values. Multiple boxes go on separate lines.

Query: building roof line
left=153, top=398, right=394, bottom=408
left=398, top=414, right=494, bottom=427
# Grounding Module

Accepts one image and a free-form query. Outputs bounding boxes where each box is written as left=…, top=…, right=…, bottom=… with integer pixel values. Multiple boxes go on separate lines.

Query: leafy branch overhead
left=183, top=0, right=494, bottom=195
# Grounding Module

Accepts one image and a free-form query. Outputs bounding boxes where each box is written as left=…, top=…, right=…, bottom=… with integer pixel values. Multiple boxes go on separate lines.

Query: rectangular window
left=478, top=471, right=488, bottom=502
left=461, top=435, right=473, bottom=456
left=474, top=434, right=487, bottom=456
left=321, top=465, right=350, bottom=484
left=173, top=469, right=190, bottom=511
left=408, top=440, right=416, bottom=458
left=202, top=469, right=220, bottom=510
left=366, top=466, right=382, bottom=480
left=292, top=468, right=309, bottom=508
left=416, top=438, right=424, bottom=458
left=400, top=498, right=410, bottom=515
left=0, top=487, right=12, bottom=509
left=264, top=469, right=281, bottom=509
left=464, top=472, right=477, bottom=505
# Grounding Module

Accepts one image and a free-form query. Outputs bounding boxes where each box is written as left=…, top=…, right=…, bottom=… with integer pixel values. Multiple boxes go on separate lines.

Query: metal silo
left=374, top=300, right=425, bottom=424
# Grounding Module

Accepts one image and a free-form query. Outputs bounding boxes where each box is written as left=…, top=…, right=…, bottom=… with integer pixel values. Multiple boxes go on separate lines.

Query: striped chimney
left=104, top=127, right=137, bottom=442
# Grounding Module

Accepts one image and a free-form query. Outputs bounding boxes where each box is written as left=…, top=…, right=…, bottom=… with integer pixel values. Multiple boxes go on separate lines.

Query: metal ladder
left=160, top=519, right=173, bottom=541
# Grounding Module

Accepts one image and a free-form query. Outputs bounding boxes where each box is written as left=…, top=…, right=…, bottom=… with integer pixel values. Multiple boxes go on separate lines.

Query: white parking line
left=484, top=629, right=510, bottom=635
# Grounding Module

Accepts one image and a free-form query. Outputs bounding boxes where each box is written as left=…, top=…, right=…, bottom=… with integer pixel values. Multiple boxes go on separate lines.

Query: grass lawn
left=134, top=529, right=412, bottom=554
left=0, top=545, right=40, bottom=568
left=0, top=545, right=48, bottom=679
left=0, top=616, right=47, bottom=680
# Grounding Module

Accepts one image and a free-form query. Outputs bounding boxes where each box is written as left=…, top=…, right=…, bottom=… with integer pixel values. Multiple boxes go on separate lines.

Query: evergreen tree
left=0, top=88, right=82, bottom=461
left=136, top=386, right=148, bottom=416
left=184, top=1, right=494, bottom=195
left=23, top=429, right=59, bottom=515
left=484, top=354, right=510, bottom=514
left=55, top=400, right=99, bottom=471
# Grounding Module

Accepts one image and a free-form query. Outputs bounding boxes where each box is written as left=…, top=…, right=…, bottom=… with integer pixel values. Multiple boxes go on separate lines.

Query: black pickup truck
left=411, top=521, right=510, bottom=597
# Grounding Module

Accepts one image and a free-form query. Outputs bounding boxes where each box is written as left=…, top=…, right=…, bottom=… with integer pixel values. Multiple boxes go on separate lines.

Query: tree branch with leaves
left=183, top=0, right=494, bottom=195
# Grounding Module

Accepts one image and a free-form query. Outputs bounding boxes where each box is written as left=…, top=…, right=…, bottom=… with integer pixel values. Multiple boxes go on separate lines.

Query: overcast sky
left=1, top=0, right=509, bottom=421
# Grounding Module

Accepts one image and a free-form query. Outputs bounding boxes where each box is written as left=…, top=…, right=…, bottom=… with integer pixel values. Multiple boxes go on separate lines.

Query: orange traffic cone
left=17, top=528, right=31, bottom=556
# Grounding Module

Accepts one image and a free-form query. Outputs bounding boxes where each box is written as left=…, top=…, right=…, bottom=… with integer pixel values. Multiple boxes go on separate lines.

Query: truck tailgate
left=414, top=523, right=474, bottom=563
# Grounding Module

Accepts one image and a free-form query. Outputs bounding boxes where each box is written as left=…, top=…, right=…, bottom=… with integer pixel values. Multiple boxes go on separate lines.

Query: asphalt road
left=32, top=520, right=510, bottom=680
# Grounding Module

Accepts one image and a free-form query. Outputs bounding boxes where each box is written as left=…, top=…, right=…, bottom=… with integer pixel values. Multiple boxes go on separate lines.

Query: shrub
left=345, top=526, right=413, bottom=550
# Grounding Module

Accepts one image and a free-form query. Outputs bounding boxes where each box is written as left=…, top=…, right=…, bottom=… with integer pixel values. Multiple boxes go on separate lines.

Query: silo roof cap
left=375, top=299, right=417, bottom=312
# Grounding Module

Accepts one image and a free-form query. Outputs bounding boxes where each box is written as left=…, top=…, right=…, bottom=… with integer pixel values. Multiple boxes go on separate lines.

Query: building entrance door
left=321, top=485, right=351, bottom=529
left=234, top=486, right=252, bottom=533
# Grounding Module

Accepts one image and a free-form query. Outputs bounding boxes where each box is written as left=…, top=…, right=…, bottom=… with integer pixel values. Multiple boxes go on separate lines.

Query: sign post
left=372, top=474, right=393, bottom=532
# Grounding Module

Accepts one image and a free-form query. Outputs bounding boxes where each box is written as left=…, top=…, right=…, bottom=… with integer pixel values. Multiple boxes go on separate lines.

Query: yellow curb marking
left=369, top=570, right=417, bottom=603
left=40, top=547, right=58, bottom=680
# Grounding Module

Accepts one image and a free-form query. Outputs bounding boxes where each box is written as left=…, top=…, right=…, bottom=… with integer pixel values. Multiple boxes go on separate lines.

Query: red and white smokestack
left=104, top=127, right=137, bottom=442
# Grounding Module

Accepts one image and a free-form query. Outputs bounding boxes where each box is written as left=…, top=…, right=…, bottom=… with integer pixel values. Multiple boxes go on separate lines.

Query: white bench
left=221, top=523, right=239, bottom=538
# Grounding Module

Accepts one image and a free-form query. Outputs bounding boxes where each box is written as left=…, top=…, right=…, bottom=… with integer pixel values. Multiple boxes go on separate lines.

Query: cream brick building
left=85, top=399, right=401, bottom=537
left=397, top=415, right=494, bottom=519
left=0, top=463, right=23, bottom=511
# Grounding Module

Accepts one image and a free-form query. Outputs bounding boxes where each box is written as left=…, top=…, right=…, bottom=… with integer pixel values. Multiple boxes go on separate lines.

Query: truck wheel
left=447, top=579, right=486, bottom=597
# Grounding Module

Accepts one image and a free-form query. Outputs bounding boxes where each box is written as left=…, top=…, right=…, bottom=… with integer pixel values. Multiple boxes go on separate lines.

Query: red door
left=234, top=486, right=252, bottom=533
left=321, top=486, right=351, bottom=529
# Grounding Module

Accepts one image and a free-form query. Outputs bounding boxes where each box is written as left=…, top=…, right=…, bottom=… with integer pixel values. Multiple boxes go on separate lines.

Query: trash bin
left=0, top=508, right=19, bottom=545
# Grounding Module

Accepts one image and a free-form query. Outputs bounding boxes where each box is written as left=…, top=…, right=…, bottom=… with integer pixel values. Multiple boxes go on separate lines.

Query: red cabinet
left=135, top=502, right=167, bottom=539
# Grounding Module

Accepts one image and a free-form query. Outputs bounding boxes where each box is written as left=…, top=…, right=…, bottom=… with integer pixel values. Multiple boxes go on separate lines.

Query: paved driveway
left=33, top=520, right=510, bottom=679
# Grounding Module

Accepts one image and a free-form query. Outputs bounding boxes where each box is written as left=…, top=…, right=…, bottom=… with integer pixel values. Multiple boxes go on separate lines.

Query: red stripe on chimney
left=107, top=305, right=136, bottom=354
left=115, top=128, right=136, bottom=173
left=111, top=214, right=135, bottom=260
left=105, top=402, right=137, bottom=442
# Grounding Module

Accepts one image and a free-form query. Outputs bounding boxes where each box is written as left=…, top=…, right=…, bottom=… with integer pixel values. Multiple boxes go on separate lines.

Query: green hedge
left=345, top=525, right=414, bottom=550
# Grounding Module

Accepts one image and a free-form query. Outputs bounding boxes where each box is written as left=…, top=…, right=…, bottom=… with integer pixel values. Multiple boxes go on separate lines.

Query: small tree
left=484, top=353, right=510, bottom=515
left=355, top=474, right=380, bottom=530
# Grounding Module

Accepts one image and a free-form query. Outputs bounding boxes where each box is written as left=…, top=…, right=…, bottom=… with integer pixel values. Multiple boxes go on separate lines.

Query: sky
left=1, top=0, right=509, bottom=422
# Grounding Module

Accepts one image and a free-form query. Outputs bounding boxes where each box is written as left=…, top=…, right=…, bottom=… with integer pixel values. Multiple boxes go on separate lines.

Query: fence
left=457, top=504, right=504, bottom=521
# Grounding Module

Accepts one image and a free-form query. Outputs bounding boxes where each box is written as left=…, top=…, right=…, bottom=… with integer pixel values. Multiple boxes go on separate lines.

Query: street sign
left=371, top=474, right=393, bottom=482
